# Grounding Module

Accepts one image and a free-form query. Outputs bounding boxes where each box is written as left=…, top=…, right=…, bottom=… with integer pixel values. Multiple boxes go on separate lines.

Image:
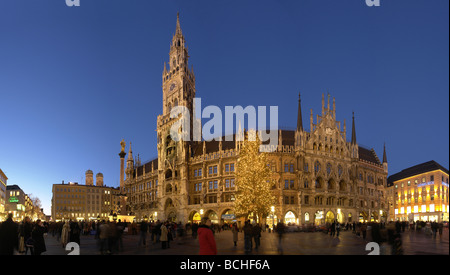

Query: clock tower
left=161, top=12, right=196, bottom=117
left=156, top=13, right=196, bottom=222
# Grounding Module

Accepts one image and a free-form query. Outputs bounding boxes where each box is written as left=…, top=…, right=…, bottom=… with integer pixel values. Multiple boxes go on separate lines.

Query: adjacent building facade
left=0, top=169, right=7, bottom=221
left=121, top=14, right=389, bottom=226
left=5, top=184, right=45, bottom=222
left=51, top=171, right=123, bottom=222
left=387, top=160, right=449, bottom=223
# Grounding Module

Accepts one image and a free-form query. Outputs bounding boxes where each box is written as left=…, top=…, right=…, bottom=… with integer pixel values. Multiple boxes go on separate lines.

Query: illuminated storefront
left=284, top=211, right=297, bottom=224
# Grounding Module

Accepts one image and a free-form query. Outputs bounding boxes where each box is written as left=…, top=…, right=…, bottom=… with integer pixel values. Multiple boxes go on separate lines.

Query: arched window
left=165, top=169, right=173, bottom=179
left=338, top=165, right=343, bottom=177
left=166, top=184, right=173, bottom=194
left=315, top=179, right=322, bottom=189
left=314, top=161, right=321, bottom=174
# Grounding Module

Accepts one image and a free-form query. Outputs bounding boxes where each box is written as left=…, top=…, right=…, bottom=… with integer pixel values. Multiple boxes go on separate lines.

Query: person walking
left=231, top=222, right=239, bottom=246
left=361, top=223, right=367, bottom=240
left=61, top=221, right=70, bottom=248
left=192, top=222, right=198, bottom=239
left=336, top=221, right=341, bottom=237
left=275, top=222, right=285, bottom=254
left=0, top=213, right=19, bottom=255
left=252, top=222, right=262, bottom=250
left=116, top=219, right=125, bottom=252
left=139, top=219, right=148, bottom=246
left=330, top=221, right=336, bottom=237
left=165, top=222, right=172, bottom=248
left=160, top=222, right=168, bottom=249
left=32, top=219, right=47, bottom=255
left=69, top=221, right=81, bottom=245
left=243, top=220, right=253, bottom=254
left=21, top=217, right=34, bottom=255
left=438, top=222, right=443, bottom=237
left=99, top=221, right=111, bottom=255
left=197, top=217, right=217, bottom=255
left=431, top=221, right=438, bottom=237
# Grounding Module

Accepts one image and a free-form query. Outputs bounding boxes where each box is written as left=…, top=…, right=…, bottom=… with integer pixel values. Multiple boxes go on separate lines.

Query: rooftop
left=387, top=160, right=449, bottom=186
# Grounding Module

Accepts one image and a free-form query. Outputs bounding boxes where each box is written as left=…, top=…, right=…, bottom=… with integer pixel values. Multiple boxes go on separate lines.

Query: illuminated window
left=414, top=205, right=419, bottom=213
left=421, top=205, right=426, bottom=213
left=429, top=204, right=435, bottom=212
left=400, top=207, right=404, bottom=214
left=407, top=206, right=411, bottom=214
left=395, top=209, right=398, bottom=215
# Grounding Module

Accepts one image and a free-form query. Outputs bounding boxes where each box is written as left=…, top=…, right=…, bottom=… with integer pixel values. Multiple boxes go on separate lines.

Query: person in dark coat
left=192, top=222, right=199, bottom=239
left=275, top=222, right=285, bottom=254
left=69, top=221, right=81, bottom=245
left=0, top=214, right=19, bottom=255
left=197, top=217, right=217, bottom=255
left=330, top=221, right=336, bottom=236
left=243, top=220, right=253, bottom=254
left=32, top=219, right=47, bottom=255
left=22, top=217, right=34, bottom=255
left=252, top=222, right=262, bottom=250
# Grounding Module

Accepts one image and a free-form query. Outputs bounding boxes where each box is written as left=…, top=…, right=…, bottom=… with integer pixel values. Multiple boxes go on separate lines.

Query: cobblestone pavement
left=39, top=227, right=448, bottom=255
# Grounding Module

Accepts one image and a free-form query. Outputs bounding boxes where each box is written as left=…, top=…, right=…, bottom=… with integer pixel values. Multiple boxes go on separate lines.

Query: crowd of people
left=0, top=214, right=48, bottom=255
left=1, top=212, right=447, bottom=255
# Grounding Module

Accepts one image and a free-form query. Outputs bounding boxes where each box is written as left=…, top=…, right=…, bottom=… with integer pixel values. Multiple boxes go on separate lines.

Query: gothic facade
left=120, top=14, right=389, bottom=226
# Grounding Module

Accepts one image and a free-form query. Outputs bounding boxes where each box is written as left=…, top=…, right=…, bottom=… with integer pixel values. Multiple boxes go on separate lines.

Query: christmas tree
left=234, top=130, right=276, bottom=223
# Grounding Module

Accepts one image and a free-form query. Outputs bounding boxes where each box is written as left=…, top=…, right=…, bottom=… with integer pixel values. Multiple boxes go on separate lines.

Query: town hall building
left=119, top=14, right=389, bottom=227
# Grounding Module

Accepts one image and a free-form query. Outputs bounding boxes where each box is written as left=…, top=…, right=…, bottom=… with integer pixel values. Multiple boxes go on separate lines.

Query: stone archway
left=325, top=211, right=335, bottom=224
left=371, top=212, right=378, bottom=222
left=336, top=211, right=344, bottom=223
left=204, top=210, right=219, bottom=224
left=164, top=198, right=177, bottom=222
left=284, top=210, right=297, bottom=224
left=167, top=210, right=177, bottom=222
left=359, top=211, right=368, bottom=222
left=314, top=210, right=324, bottom=225
left=188, top=210, right=201, bottom=224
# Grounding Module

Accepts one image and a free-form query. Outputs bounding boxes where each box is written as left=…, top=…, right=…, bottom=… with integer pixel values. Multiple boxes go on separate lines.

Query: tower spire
left=351, top=112, right=357, bottom=145
left=297, top=93, right=303, bottom=132
left=175, top=12, right=182, bottom=35
left=383, top=142, right=388, bottom=173
left=127, top=142, right=133, bottom=161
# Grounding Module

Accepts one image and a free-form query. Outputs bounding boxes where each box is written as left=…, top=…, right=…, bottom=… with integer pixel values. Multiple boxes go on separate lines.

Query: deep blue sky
left=1, top=0, right=448, bottom=216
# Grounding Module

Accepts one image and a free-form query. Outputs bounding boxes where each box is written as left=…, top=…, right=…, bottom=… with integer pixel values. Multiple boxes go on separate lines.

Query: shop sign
left=417, top=181, right=434, bottom=188
left=222, top=214, right=236, bottom=220
left=9, top=197, right=18, bottom=203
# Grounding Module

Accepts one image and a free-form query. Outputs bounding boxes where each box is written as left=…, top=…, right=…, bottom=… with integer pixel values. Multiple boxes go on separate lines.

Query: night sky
left=0, top=0, right=448, bottom=215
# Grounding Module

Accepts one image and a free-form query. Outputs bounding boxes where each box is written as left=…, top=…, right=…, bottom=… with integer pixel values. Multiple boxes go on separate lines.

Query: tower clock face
left=169, top=81, right=177, bottom=92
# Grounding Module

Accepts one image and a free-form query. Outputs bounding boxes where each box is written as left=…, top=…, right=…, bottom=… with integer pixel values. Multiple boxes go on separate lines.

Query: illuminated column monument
left=119, top=139, right=126, bottom=193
